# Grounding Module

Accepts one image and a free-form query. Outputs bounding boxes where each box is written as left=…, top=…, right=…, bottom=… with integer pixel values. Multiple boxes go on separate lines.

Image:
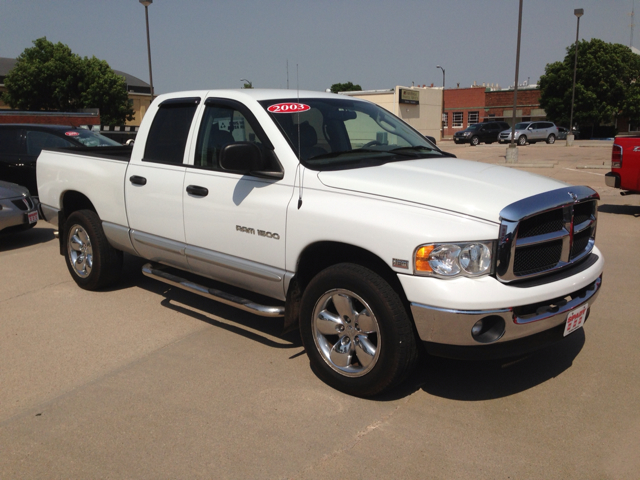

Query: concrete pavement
left=1, top=140, right=639, bottom=479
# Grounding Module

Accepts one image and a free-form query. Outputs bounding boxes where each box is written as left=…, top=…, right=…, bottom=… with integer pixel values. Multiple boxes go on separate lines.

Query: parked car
left=556, top=127, right=581, bottom=141
left=453, top=121, right=510, bottom=146
left=0, top=180, right=38, bottom=234
left=557, top=127, right=569, bottom=140
left=0, top=124, right=122, bottom=197
left=498, top=121, right=559, bottom=145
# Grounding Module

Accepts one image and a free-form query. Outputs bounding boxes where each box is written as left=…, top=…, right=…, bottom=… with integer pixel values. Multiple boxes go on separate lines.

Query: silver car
left=498, top=121, right=559, bottom=145
left=0, top=180, right=38, bottom=234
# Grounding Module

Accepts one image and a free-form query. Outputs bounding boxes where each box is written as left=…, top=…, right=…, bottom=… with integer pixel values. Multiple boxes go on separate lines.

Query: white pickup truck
left=37, top=89, right=604, bottom=397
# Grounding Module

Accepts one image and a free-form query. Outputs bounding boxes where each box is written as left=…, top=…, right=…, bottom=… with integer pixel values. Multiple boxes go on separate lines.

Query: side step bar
left=142, top=263, right=285, bottom=318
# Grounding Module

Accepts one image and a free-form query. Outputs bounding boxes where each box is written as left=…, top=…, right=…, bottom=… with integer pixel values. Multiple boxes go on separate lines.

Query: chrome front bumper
left=411, top=275, right=602, bottom=347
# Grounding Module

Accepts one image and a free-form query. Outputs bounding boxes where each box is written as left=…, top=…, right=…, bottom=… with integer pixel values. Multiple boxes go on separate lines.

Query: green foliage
left=539, top=38, right=640, bottom=130
left=2, top=37, right=134, bottom=125
left=330, top=82, right=362, bottom=93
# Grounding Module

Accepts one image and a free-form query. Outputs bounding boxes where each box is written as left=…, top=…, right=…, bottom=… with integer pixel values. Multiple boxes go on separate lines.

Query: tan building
left=0, top=57, right=152, bottom=126
left=340, top=86, right=443, bottom=140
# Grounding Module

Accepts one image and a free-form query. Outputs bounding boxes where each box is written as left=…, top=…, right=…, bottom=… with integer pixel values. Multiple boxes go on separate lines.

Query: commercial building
left=340, top=86, right=443, bottom=140
left=443, top=84, right=545, bottom=137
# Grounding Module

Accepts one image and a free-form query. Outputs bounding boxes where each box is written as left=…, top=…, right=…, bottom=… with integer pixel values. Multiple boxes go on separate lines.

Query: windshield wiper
left=308, top=148, right=388, bottom=160
left=390, top=146, right=437, bottom=154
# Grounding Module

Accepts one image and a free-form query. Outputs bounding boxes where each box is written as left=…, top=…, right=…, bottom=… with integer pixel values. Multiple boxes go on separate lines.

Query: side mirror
left=220, top=142, right=265, bottom=173
left=219, top=142, right=284, bottom=180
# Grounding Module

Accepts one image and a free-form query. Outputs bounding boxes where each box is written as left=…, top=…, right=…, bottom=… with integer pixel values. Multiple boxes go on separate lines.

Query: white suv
left=499, top=121, right=559, bottom=145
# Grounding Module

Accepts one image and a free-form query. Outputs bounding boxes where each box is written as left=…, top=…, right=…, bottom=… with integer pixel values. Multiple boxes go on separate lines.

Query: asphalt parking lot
left=1, top=140, right=639, bottom=479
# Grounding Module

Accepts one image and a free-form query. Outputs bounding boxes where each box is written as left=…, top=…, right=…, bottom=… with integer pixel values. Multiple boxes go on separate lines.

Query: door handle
left=129, top=175, right=147, bottom=186
left=186, top=185, right=209, bottom=197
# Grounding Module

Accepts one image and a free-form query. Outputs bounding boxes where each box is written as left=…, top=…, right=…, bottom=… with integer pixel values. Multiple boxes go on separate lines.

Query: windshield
left=259, top=97, right=448, bottom=170
left=69, top=130, right=122, bottom=147
left=467, top=124, right=482, bottom=131
left=514, top=122, right=531, bottom=130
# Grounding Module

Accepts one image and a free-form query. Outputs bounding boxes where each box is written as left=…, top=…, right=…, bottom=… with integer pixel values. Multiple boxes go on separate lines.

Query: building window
left=468, top=111, right=479, bottom=125
left=452, top=112, right=463, bottom=128
left=442, top=112, right=448, bottom=128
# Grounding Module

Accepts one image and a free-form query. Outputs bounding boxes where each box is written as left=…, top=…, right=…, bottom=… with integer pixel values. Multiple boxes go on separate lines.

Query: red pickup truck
left=606, top=136, right=640, bottom=194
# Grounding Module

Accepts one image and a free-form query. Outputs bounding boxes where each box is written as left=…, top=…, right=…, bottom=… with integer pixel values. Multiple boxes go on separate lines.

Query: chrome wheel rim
left=67, top=224, right=93, bottom=278
left=312, top=289, right=381, bottom=377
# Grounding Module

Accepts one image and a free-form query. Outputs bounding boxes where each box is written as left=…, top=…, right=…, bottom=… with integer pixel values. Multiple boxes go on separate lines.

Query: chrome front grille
left=496, top=186, right=599, bottom=283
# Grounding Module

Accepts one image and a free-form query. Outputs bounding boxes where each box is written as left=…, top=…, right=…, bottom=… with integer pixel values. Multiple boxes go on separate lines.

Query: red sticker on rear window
left=267, top=103, right=310, bottom=113
left=65, top=131, right=80, bottom=136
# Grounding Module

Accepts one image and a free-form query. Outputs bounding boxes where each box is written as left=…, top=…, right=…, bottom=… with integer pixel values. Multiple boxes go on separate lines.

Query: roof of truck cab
left=155, top=89, right=366, bottom=103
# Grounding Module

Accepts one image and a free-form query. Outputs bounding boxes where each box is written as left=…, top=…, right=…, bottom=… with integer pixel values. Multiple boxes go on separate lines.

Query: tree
left=539, top=38, right=640, bottom=134
left=2, top=37, right=134, bottom=125
left=330, top=82, right=362, bottom=93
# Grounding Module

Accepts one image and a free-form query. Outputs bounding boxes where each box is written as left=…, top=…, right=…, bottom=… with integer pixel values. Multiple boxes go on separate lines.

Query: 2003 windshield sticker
left=267, top=103, right=310, bottom=113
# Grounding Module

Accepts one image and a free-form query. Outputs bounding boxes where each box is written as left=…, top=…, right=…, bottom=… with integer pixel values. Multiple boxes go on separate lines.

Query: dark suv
left=0, top=124, right=121, bottom=196
left=453, top=121, right=510, bottom=146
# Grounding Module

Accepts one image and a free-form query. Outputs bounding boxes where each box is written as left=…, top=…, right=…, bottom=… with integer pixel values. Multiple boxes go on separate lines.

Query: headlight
left=463, top=132, right=471, bottom=136
left=415, top=241, right=494, bottom=278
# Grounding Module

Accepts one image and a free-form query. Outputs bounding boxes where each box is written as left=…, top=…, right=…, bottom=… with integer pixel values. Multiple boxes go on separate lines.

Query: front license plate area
left=27, top=211, right=38, bottom=224
left=564, top=303, right=588, bottom=337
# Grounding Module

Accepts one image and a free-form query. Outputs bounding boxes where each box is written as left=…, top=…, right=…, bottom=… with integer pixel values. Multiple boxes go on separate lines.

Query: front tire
left=517, top=135, right=527, bottom=146
left=546, top=134, right=556, bottom=144
left=470, top=136, right=480, bottom=146
left=300, top=263, right=418, bottom=397
left=64, top=210, right=122, bottom=290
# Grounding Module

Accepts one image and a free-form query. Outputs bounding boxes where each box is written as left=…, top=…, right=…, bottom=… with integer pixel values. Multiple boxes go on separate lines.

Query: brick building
left=444, top=84, right=544, bottom=138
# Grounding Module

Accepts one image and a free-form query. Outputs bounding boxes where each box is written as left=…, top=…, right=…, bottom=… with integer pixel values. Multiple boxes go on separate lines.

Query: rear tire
left=299, top=263, right=418, bottom=397
left=546, top=134, right=556, bottom=144
left=64, top=210, right=122, bottom=290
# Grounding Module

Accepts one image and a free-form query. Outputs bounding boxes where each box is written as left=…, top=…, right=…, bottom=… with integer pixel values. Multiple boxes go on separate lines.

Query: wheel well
left=58, top=191, right=97, bottom=255
left=283, top=241, right=411, bottom=335
left=294, top=241, right=405, bottom=299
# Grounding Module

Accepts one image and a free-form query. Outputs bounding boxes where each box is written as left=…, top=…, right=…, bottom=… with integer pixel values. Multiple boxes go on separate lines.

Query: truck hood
left=317, top=158, right=568, bottom=223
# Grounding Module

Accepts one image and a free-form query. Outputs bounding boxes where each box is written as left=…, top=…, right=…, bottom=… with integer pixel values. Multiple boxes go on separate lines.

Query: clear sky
left=1, top=0, right=637, bottom=94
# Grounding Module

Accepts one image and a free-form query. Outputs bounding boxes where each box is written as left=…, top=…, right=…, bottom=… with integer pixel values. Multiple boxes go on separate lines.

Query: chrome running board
left=142, top=263, right=285, bottom=318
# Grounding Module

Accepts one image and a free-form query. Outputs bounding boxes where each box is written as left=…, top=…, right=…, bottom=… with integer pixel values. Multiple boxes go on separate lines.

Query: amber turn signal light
left=415, top=245, right=434, bottom=272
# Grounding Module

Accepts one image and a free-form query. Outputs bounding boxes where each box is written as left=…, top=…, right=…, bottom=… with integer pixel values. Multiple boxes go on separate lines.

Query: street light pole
left=140, top=0, right=154, bottom=98
left=436, top=65, right=445, bottom=140
left=567, top=8, right=584, bottom=146
left=506, top=0, right=524, bottom=163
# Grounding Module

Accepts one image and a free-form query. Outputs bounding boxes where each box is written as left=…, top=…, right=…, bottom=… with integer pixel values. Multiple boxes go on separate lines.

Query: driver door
left=182, top=99, right=293, bottom=300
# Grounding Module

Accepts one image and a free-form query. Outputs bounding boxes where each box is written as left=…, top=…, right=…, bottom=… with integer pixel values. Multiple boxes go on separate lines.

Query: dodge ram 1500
left=37, top=89, right=604, bottom=397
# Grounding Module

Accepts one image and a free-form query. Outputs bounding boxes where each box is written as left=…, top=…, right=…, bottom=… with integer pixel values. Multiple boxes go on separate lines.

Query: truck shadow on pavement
left=0, top=226, right=56, bottom=252
left=598, top=204, right=640, bottom=217
left=114, top=254, right=301, bottom=350
left=411, top=330, right=585, bottom=401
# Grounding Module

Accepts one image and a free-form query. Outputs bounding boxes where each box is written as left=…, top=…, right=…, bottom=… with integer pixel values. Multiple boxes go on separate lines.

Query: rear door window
left=144, top=98, right=200, bottom=164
